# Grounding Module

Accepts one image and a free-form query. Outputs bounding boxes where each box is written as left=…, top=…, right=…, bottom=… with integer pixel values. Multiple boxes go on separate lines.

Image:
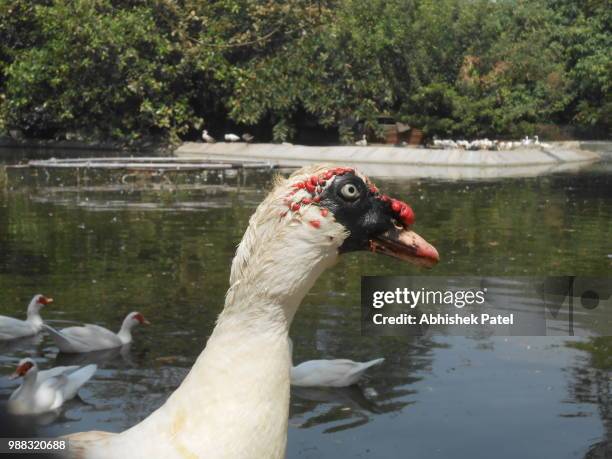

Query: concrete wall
left=174, top=142, right=600, bottom=179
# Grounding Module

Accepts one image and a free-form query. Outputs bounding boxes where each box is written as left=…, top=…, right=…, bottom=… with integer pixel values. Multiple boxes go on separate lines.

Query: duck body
left=0, top=295, right=53, bottom=340
left=0, top=316, right=41, bottom=340
left=8, top=359, right=97, bottom=415
left=44, top=312, right=149, bottom=353
left=291, top=358, right=385, bottom=387
left=355, top=134, right=367, bottom=146
left=224, top=133, right=240, bottom=142
left=202, top=130, right=216, bottom=143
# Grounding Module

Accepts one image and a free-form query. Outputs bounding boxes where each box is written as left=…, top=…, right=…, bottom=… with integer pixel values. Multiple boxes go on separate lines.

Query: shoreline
left=2, top=137, right=607, bottom=179
left=174, top=141, right=600, bottom=167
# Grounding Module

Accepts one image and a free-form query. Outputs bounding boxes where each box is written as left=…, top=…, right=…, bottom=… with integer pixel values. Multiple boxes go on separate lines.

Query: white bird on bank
left=0, top=295, right=53, bottom=340
left=481, top=138, right=494, bottom=150
left=467, top=138, right=494, bottom=150
left=202, top=130, right=215, bottom=143
left=533, top=135, right=551, bottom=147
left=433, top=139, right=458, bottom=149
left=355, top=134, right=367, bottom=146
left=291, top=357, right=384, bottom=387
left=63, top=165, right=439, bottom=459
left=44, top=311, right=150, bottom=353
left=224, top=133, right=240, bottom=142
left=428, top=136, right=552, bottom=151
left=7, top=358, right=97, bottom=415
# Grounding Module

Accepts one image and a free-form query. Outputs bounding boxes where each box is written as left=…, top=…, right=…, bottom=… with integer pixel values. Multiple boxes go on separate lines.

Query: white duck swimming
left=7, top=358, right=97, bottom=415
left=288, top=339, right=384, bottom=387
left=44, top=311, right=150, bottom=353
left=291, top=357, right=384, bottom=387
left=64, top=165, right=439, bottom=459
left=0, top=294, right=53, bottom=340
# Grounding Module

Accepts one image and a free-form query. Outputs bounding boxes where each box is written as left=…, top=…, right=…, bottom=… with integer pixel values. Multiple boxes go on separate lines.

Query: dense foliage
left=0, top=0, right=609, bottom=144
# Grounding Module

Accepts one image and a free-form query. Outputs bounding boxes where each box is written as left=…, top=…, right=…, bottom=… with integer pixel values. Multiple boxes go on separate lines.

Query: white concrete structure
left=174, top=142, right=600, bottom=179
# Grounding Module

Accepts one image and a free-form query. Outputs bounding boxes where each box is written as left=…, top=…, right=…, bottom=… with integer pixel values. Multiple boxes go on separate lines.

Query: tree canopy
left=0, top=0, right=609, bottom=144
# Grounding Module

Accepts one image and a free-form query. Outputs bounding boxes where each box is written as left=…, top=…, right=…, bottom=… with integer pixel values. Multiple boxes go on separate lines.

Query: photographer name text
left=372, top=312, right=514, bottom=326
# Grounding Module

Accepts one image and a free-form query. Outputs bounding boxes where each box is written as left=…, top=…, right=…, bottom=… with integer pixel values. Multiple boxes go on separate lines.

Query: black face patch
left=319, top=173, right=396, bottom=252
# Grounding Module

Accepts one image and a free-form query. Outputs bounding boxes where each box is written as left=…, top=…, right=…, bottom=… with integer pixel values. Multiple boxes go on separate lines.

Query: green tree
left=550, top=0, right=611, bottom=133
left=1, top=1, right=203, bottom=143
left=0, top=0, right=609, bottom=143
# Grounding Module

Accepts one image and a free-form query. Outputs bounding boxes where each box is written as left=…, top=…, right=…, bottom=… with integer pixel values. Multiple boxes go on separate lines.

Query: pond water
left=0, top=151, right=610, bottom=458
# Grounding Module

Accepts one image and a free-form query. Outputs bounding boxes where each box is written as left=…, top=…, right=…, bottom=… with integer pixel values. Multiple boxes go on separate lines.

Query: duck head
left=26, top=294, right=53, bottom=318
left=225, top=166, right=438, bottom=327
left=9, top=358, right=36, bottom=380
left=315, top=167, right=439, bottom=266
left=117, top=312, right=150, bottom=344
left=123, top=312, right=150, bottom=329
left=231, top=165, right=438, bottom=285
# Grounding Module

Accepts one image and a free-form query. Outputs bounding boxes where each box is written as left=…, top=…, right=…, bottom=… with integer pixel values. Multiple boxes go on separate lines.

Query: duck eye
left=339, top=183, right=360, bottom=201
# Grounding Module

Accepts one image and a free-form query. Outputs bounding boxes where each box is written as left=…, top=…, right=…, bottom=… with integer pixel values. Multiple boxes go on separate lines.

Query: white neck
left=222, top=230, right=338, bottom=330
left=26, top=312, right=42, bottom=327
left=100, top=223, right=341, bottom=458
left=20, top=368, right=38, bottom=394
left=26, top=303, right=43, bottom=329
left=116, top=318, right=134, bottom=344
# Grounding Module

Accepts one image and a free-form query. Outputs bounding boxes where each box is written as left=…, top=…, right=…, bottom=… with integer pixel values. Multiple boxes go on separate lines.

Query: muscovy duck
left=64, top=165, right=438, bottom=458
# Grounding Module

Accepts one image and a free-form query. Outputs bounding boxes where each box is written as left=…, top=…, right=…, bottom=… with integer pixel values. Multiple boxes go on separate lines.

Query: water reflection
left=566, top=337, right=612, bottom=459
left=0, top=158, right=610, bottom=457
left=52, top=345, right=135, bottom=367
left=0, top=334, right=44, bottom=360
left=291, top=386, right=382, bottom=433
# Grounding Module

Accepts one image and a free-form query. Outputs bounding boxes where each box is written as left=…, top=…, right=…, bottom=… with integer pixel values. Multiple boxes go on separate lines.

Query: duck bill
left=369, top=228, right=439, bottom=268
left=40, top=297, right=53, bottom=305
left=8, top=366, right=28, bottom=379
